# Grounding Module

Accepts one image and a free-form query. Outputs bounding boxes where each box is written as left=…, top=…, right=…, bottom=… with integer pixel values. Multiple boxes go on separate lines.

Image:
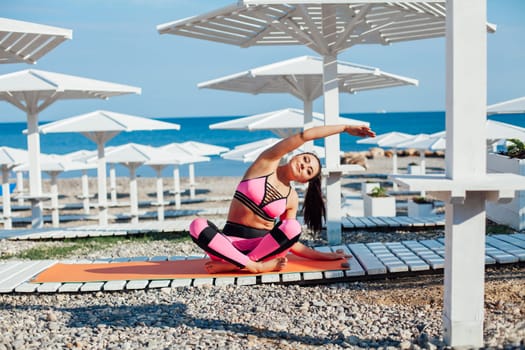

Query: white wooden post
left=129, top=164, right=139, bottom=224
left=392, top=148, right=398, bottom=191
left=173, top=165, right=181, bottom=209
left=49, top=171, right=60, bottom=228
left=109, top=164, right=117, bottom=205
left=16, top=170, right=24, bottom=206
left=302, top=99, right=315, bottom=153
left=81, top=170, right=90, bottom=215
left=443, top=0, right=486, bottom=346
left=323, top=53, right=342, bottom=245
left=153, top=166, right=165, bottom=222
left=27, top=111, right=43, bottom=228
left=188, top=163, right=196, bottom=199
left=2, top=166, right=12, bottom=229
left=97, top=143, right=108, bottom=226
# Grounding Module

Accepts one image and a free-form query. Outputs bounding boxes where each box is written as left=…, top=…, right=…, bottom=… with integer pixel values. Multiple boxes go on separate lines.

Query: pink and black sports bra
left=233, top=173, right=291, bottom=222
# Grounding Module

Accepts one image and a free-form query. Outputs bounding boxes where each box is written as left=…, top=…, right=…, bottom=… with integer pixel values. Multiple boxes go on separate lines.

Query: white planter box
left=408, top=165, right=422, bottom=175
left=361, top=182, right=380, bottom=197
left=407, top=201, right=434, bottom=217
left=486, top=153, right=525, bottom=230
left=364, top=194, right=396, bottom=217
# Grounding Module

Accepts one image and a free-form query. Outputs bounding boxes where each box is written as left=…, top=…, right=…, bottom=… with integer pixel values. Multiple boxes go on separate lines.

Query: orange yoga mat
left=32, top=255, right=348, bottom=283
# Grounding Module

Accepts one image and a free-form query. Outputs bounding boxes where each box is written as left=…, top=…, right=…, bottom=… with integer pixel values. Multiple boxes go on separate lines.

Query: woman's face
left=290, top=153, right=320, bottom=183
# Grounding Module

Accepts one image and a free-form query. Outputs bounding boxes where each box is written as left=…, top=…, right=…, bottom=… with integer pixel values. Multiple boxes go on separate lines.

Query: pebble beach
left=0, top=156, right=524, bottom=349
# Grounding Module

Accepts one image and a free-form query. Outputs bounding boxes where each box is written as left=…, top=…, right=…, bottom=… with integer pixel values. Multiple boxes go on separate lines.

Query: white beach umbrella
left=200, top=55, right=416, bottom=138
left=487, top=96, right=525, bottom=115
left=0, top=69, right=141, bottom=228
left=0, top=146, right=28, bottom=229
left=486, top=120, right=525, bottom=141
left=38, top=110, right=179, bottom=226
left=105, top=143, right=209, bottom=223
left=178, top=141, right=229, bottom=156
left=357, top=131, right=415, bottom=183
left=14, top=153, right=97, bottom=227
left=210, top=108, right=369, bottom=139
left=0, top=17, right=72, bottom=64
left=160, top=143, right=211, bottom=208
left=222, top=137, right=326, bottom=163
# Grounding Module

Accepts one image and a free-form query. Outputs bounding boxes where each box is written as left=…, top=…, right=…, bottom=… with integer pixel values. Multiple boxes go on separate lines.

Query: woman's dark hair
left=301, top=153, right=325, bottom=232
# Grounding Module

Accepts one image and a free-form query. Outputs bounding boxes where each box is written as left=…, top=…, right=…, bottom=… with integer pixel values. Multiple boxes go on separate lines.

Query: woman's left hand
left=346, top=125, right=376, bottom=138
left=329, top=248, right=352, bottom=260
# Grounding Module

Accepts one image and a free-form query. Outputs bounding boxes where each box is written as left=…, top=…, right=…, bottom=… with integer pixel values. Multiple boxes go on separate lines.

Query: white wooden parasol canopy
left=0, top=17, right=72, bottom=64
left=487, top=96, right=525, bottom=115
left=38, top=110, right=180, bottom=226
left=210, top=108, right=368, bottom=138
left=0, top=69, right=141, bottom=228
left=199, top=55, right=418, bottom=99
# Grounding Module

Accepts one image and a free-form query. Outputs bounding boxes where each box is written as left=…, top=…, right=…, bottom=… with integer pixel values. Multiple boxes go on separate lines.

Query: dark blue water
left=2, top=111, right=524, bottom=178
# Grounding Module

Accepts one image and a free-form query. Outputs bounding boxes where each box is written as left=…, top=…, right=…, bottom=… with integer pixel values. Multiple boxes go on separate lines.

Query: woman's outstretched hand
left=345, top=125, right=376, bottom=138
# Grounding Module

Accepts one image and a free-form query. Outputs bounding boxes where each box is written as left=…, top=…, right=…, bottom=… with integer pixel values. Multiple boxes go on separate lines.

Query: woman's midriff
left=227, top=198, right=276, bottom=231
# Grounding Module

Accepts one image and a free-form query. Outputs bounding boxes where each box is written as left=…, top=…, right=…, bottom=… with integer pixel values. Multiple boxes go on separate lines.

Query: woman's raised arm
left=261, top=124, right=375, bottom=161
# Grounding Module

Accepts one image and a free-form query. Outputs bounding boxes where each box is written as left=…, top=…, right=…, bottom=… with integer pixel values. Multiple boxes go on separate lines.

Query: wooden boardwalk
left=0, top=233, right=523, bottom=294
left=1, top=215, right=445, bottom=241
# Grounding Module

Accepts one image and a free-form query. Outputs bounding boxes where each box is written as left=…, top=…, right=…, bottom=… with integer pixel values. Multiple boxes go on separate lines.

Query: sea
left=2, top=111, right=525, bottom=179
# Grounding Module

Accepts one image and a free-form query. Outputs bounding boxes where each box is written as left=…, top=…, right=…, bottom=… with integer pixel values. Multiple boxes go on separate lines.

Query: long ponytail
left=301, top=153, right=325, bottom=232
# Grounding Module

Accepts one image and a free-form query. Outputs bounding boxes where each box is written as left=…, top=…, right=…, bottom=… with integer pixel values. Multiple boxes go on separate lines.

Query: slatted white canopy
left=0, top=146, right=28, bottom=229
left=0, top=70, right=141, bottom=228
left=0, top=17, right=72, bottom=64
left=199, top=55, right=418, bottom=99
left=38, top=110, right=180, bottom=226
left=357, top=131, right=414, bottom=181
left=222, top=137, right=327, bottom=163
left=178, top=141, right=229, bottom=156
left=487, top=96, right=525, bottom=115
left=210, top=108, right=369, bottom=138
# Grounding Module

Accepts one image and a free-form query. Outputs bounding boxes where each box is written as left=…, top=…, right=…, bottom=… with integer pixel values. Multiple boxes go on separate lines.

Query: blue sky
left=1, top=0, right=524, bottom=122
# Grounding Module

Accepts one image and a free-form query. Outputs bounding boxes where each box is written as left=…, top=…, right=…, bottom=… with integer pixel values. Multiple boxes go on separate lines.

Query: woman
left=189, top=124, right=376, bottom=273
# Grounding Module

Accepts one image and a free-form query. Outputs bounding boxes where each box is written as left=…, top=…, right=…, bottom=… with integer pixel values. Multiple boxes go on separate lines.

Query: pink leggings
left=189, top=218, right=302, bottom=268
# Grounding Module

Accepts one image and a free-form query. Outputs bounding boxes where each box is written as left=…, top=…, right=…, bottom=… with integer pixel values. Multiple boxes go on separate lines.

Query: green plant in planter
left=369, top=186, right=388, bottom=197
left=504, top=138, right=525, bottom=159
left=412, top=196, right=434, bottom=204
left=408, top=162, right=418, bottom=166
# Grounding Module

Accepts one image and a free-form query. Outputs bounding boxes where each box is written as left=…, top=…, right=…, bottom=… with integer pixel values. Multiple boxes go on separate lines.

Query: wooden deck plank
left=401, top=240, right=444, bottom=269
left=260, top=274, right=281, bottom=283
left=80, top=282, right=104, bottom=292
left=214, top=277, right=236, bottom=286
left=385, top=242, right=430, bottom=271
left=58, top=283, right=83, bottom=293
left=126, top=280, right=149, bottom=290
left=366, top=242, right=408, bottom=273
left=487, top=236, right=525, bottom=261
left=103, top=280, right=127, bottom=291
left=236, top=276, right=256, bottom=286
left=331, top=244, right=365, bottom=277
left=37, top=282, right=63, bottom=293
left=148, top=280, right=171, bottom=289
left=493, top=234, right=525, bottom=249
left=14, top=282, right=39, bottom=293
left=346, top=243, right=387, bottom=275
left=0, top=260, right=56, bottom=293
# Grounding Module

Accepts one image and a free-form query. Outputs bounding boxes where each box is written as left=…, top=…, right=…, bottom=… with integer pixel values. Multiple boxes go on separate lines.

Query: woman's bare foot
left=204, top=257, right=288, bottom=274
left=245, top=256, right=288, bottom=273
left=204, top=260, right=240, bottom=274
